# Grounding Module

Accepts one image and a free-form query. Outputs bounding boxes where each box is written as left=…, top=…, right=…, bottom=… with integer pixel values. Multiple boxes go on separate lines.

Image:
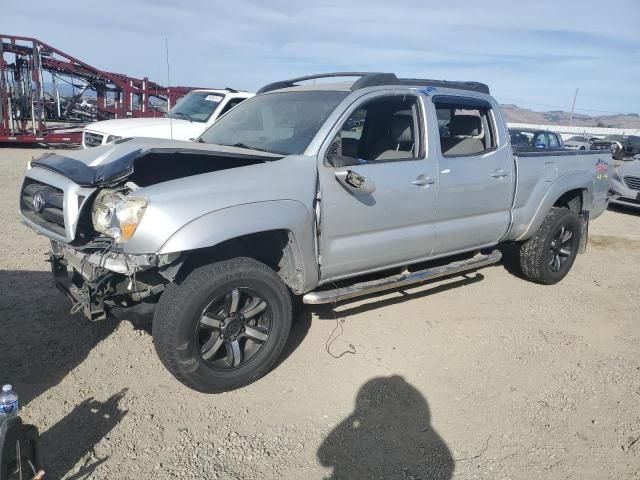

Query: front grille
left=590, top=143, right=610, bottom=151
left=84, top=131, right=104, bottom=147
left=20, top=179, right=66, bottom=236
left=623, top=175, right=640, bottom=191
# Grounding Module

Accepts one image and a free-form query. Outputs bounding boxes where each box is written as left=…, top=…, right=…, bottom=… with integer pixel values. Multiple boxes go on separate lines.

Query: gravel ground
left=1, top=147, right=639, bottom=479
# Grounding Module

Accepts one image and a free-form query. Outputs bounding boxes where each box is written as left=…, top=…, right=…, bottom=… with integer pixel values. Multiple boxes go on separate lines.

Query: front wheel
left=152, top=257, right=292, bottom=393
left=518, top=207, right=582, bottom=285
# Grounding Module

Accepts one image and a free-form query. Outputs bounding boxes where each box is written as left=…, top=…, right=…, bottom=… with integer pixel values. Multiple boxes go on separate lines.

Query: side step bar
left=303, top=250, right=502, bottom=305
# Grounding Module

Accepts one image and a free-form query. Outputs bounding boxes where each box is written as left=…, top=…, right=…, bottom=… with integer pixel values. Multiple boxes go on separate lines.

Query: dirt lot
left=1, top=147, right=639, bottom=479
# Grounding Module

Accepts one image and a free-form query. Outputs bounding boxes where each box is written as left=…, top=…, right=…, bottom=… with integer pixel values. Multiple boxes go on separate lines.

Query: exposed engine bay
left=31, top=147, right=273, bottom=188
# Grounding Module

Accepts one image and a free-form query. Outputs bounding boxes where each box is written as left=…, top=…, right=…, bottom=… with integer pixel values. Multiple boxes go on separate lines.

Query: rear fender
left=516, top=172, right=592, bottom=241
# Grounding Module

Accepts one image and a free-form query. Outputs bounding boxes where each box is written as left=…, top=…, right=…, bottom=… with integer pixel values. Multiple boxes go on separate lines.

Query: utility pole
left=569, top=88, right=579, bottom=126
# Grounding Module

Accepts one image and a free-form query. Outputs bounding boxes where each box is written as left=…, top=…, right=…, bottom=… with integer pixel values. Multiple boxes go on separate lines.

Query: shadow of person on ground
left=0, top=270, right=117, bottom=407
left=318, top=376, right=453, bottom=480
left=39, top=389, right=128, bottom=479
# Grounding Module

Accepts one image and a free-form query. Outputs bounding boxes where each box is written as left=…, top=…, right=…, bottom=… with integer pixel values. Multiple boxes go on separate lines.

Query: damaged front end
left=49, top=239, right=182, bottom=322
left=20, top=140, right=280, bottom=321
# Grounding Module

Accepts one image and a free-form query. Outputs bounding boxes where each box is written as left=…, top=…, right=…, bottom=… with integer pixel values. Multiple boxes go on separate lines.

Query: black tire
left=152, top=257, right=292, bottom=393
left=519, top=207, right=582, bottom=285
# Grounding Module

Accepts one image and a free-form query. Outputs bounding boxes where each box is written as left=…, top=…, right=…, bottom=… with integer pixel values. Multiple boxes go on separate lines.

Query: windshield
left=567, top=136, right=586, bottom=142
left=199, top=91, right=349, bottom=155
left=167, top=91, right=224, bottom=123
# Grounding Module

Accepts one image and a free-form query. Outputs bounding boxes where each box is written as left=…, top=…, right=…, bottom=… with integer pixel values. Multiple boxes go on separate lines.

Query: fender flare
left=158, top=200, right=318, bottom=292
left=517, top=172, right=592, bottom=241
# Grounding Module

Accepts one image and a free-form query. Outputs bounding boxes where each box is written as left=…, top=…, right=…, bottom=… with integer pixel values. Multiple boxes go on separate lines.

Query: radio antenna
left=165, top=36, right=173, bottom=140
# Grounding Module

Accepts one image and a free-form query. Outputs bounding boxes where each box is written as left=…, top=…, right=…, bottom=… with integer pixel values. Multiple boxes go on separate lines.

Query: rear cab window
left=433, top=96, right=497, bottom=157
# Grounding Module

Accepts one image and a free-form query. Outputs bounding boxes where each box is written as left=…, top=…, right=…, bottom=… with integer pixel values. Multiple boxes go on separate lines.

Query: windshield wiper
left=170, top=111, right=193, bottom=122
left=221, top=142, right=271, bottom=153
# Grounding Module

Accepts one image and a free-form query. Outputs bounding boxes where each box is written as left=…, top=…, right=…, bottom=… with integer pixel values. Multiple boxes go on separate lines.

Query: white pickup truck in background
left=82, top=88, right=253, bottom=147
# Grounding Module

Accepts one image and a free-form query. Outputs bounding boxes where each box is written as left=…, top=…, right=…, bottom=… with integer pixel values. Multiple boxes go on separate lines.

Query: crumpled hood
left=86, top=117, right=202, bottom=141
left=31, top=138, right=282, bottom=187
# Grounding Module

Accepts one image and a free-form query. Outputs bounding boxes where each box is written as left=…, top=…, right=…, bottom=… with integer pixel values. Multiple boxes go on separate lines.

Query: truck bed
left=507, top=148, right=611, bottom=241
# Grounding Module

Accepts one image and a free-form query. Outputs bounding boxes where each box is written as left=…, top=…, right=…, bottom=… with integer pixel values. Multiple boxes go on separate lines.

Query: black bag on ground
left=0, top=416, right=41, bottom=480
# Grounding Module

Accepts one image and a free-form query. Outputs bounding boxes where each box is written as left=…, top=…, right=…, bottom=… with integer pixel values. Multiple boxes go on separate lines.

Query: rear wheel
left=519, top=207, right=582, bottom=285
left=153, top=257, right=292, bottom=393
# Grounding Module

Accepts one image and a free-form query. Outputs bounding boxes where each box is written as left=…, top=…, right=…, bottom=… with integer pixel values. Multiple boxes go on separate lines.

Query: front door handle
left=491, top=169, right=508, bottom=179
left=412, top=174, right=436, bottom=186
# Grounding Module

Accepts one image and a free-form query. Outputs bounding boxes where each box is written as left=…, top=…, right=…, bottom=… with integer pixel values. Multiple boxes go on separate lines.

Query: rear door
left=318, top=92, right=439, bottom=280
left=430, top=95, right=513, bottom=255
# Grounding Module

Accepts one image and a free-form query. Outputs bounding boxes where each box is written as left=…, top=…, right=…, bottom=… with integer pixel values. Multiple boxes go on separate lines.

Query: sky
left=3, top=0, right=639, bottom=115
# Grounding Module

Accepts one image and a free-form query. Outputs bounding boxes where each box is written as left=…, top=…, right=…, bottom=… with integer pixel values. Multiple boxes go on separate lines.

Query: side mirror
left=335, top=169, right=376, bottom=196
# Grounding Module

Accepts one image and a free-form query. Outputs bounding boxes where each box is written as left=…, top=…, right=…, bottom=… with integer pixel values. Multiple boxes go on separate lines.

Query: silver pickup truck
left=19, top=72, right=611, bottom=393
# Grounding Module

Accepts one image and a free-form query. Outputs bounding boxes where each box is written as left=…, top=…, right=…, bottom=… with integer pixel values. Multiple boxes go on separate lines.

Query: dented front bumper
left=49, top=240, right=178, bottom=321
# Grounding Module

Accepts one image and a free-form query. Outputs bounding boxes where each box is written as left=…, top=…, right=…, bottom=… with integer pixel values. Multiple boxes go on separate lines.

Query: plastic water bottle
left=0, top=384, right=19, bottom=418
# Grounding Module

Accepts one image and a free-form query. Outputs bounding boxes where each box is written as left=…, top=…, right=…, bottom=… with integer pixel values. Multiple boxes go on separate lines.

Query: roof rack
left=256, top=72, right=372, bottom=94
left=256, top=72, right=490, bottom=95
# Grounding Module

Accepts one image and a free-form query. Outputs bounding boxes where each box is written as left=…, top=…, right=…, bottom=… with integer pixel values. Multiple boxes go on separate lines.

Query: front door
left=430, top=95, right=513, bottom=255
left=318, top=92, right=439, bottom=281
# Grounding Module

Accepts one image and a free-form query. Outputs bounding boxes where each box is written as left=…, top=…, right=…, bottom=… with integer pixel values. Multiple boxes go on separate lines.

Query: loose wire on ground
left=324, top=279, right=357, bottom=359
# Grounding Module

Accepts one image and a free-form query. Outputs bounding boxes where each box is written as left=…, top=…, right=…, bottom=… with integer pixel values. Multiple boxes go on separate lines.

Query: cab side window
left=548, top=133, right=560, bottom=148
left=434, top=97, right=496, bottom=157
left=533, top=132, right=549, bottom=148
left=329, top=95, right=421, bottom=163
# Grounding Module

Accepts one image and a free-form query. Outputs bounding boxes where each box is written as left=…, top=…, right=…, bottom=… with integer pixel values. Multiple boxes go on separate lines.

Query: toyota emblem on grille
left=32, top=191, right=45, bottom=213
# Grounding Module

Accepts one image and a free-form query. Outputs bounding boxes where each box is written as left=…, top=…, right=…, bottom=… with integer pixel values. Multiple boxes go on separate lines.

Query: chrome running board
left=303, top=250, right=502, bottom=305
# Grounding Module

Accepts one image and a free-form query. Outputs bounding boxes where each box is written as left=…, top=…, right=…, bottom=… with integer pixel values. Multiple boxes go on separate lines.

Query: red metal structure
left=0, top=35, right=202, bottom=145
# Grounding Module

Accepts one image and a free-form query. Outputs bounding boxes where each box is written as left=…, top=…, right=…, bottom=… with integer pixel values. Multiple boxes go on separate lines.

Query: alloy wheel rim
left=548, top=224, right=574, bottom=273
left=196, top=287, right=271, bottom=370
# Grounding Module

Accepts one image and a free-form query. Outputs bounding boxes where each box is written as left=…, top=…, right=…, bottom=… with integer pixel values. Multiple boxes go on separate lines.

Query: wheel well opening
left=178, top=230, right=305, bottom=293
left=554, top=189, right=584, bottom=214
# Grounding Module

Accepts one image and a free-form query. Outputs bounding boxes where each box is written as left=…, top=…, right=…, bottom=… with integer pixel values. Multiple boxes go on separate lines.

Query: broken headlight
left=91, top=190, right=148, bottom=243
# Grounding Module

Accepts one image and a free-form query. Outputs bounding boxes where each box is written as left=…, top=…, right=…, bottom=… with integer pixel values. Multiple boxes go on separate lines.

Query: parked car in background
left=601, top=135, right=626, bottom=160
left=82, top=89, right=254, bottom=147
left=589, top=137, right=613, bottom=152
left=508, top=128, right=564, bottom=149
left=564, top=136, right=592, bottom=150
left=610, top=158, right=640, bottom=209
left=622, top=135, right=640, bottom=157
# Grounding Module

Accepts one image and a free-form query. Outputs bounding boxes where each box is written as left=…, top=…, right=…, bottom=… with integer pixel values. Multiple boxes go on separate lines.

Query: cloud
left=2, top=0, right=638, bottom=113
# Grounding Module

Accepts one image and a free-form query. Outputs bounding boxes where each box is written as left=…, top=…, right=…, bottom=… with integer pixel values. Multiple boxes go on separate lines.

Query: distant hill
left=501, top=104, right=640, bottom=129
